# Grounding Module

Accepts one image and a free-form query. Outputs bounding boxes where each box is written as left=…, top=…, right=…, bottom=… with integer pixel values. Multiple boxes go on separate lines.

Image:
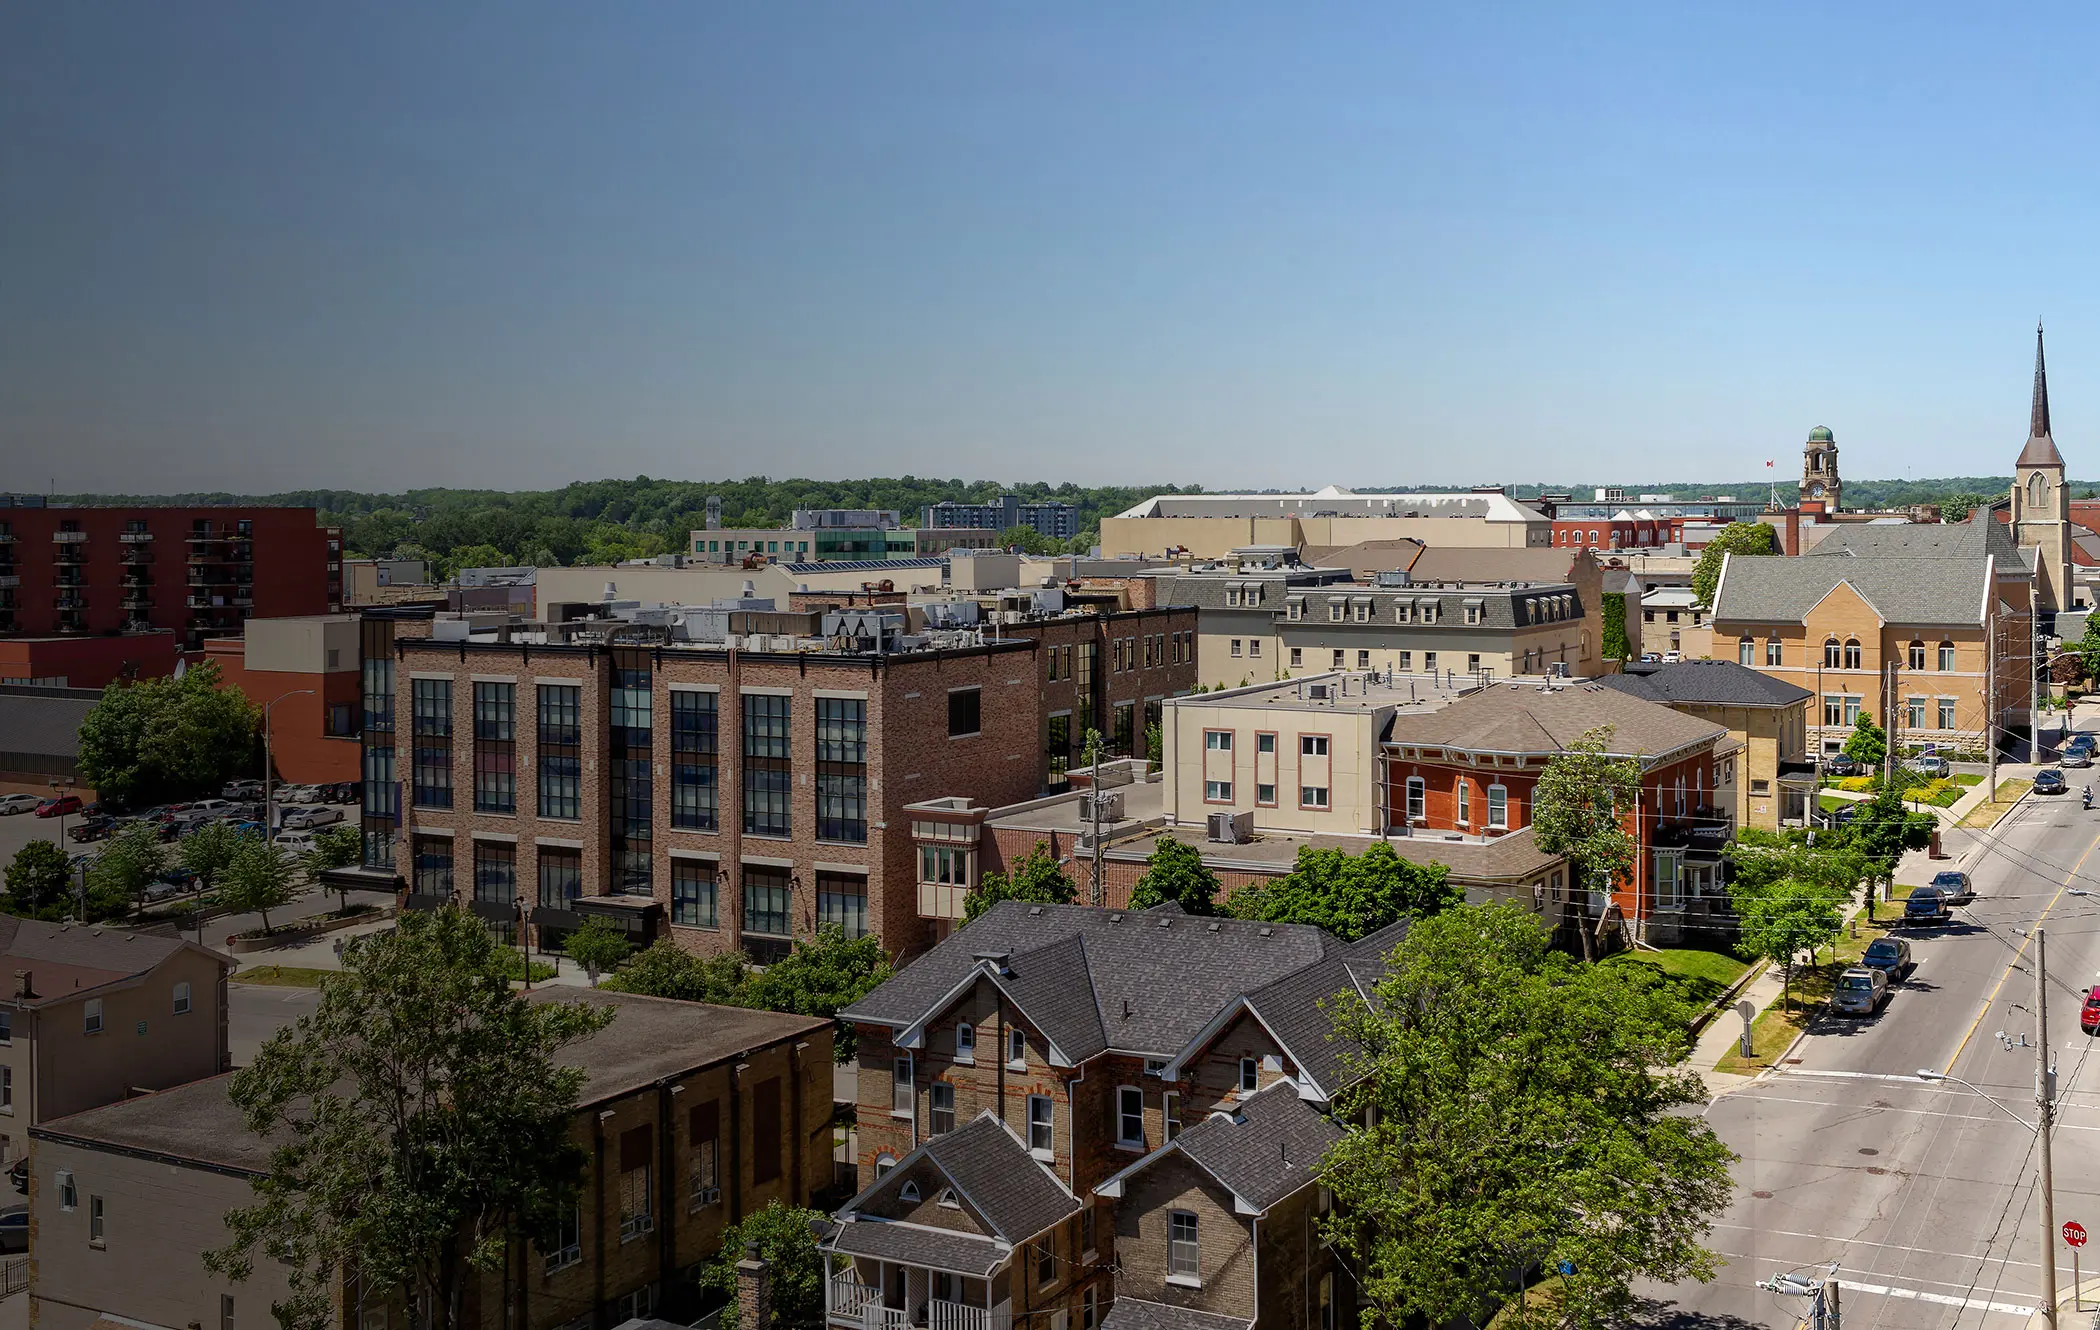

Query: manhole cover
left=1751, top=1190, right=1774, bottom=1199
left=1858, top=1148, right=1880, bottom=1156
left=1785, top=1057, right=1804, bottom=1064
left=1865, top=1167, right=1888, bottom=1176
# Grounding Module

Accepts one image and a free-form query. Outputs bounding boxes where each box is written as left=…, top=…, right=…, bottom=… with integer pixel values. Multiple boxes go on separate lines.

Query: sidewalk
left=1687, top=963, right=1784, bottom=1098
left=228, top=915, right=599, bottom=988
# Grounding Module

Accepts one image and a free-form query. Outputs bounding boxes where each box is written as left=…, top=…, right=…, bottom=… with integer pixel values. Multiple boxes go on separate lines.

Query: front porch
left=827, top=1261, right=1011, bottom=1330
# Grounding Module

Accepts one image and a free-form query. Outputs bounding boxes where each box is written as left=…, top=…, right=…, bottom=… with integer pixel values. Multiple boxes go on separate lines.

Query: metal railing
left=0, top=1254, right=27, bottom=1297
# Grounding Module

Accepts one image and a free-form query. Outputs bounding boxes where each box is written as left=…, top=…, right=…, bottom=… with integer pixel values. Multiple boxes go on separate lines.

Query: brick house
left=829, top=902, right=1387, bottom=1330
left=1599, top=660, right=1815, bottom=831
left=28, top=988, right=832, bottom=1330
left=1382, top=680, right=1736, bottom=944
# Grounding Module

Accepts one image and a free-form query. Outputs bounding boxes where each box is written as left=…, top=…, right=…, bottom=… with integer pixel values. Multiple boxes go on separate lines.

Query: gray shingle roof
left=1804, top=519, right=2019, bottom=561
left=841, top=902, right=1341, bottom=1061
left=829, top=1218, right=1009, bottom=1277
left=1240, top=952, right=1386, bottom=1098
left=0, top=917, right=223, bottom=1007
left=1712, top=553, right=1991, bottom=627
left=1100, top=1302, right=1253, bottom=1330
left=1601, top=659, right=1812, bottom=708
left=1099, top=1082, right=1343, bottom=1215
left=920, top=1113, right=1079, bottom=1242
left=1383, top=680, right=1725, bottom=760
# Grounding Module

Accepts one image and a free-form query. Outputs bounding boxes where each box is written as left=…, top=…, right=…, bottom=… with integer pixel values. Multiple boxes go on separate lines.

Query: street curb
left=1688, top=961, right=1772, bottom=1040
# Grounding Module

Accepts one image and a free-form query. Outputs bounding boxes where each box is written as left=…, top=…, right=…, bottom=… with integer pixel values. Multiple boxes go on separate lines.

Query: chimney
left=737, top=1242, right=773, bottom=1330
left=12, top=971, right=30, bottom=1000
left=1783, top=509, right=1800, bottom=557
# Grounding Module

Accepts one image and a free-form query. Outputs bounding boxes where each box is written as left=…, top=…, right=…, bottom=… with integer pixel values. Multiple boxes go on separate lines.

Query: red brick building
left=201, top=615, right=363, bottom=784
left=1551, top=515, right=1682, bottom=550
left=1383, top=679, right=1734, bottom=942
left=0, top=630, right=179, bottom=689
left=0, top=500, right=342, bottom=649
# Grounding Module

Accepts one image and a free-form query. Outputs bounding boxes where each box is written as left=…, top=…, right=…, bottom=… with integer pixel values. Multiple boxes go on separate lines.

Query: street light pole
left=2035, top=925, right=2059, bottom=1330
left=262, top=689, right=317, bottom=842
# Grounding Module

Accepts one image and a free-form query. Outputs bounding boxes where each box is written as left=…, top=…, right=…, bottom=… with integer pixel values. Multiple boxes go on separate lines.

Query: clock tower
left=1800, top=425, right=1840, bottom=509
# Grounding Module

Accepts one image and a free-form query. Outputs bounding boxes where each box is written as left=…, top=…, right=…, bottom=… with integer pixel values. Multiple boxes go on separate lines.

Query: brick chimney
left=737, top=1242, right=772, bottom=1330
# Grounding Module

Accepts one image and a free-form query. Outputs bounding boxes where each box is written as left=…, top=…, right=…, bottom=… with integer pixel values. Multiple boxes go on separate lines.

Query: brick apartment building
left=29, top=988, right=833, bottom=1330
left=0, top=498, right=343, bottom=649
left=828, top=901, right=1372, bottom=1330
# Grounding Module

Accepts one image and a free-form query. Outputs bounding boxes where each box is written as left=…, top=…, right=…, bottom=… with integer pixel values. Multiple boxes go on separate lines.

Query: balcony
left=53, top=595, right=88, bottom=611
left=51, top=531, right=88, bottom=544
left=119, top=531, right=154, bottom=543
left=827, top=1273, right=1005, bottom=1330
left=0, top=577, right=15, bottom=591
left=122, top=593, right=154, bottom=610
left=0, top=533, right=13, bottom=544
left=53, top=550, right=87, bottom=566
left=119, top=548, right=156, bottom=565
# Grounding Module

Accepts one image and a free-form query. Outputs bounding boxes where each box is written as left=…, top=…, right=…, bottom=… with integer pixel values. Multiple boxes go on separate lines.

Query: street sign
left=1736, top=999, right=1757, bottom=1058
left=2065, top=1221, right=2087, bottom=1248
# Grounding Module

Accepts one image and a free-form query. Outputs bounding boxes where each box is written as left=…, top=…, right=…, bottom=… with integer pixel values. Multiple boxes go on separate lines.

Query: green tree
left=302, top=824, right=364, bottom=912
left=742, top=925, right=895, bottom=1061
left=444, top=542, right=510, bottom=574
left=182, top=820, right=248, bottom=894
left=1834, top=787, right=1935, bottom=909
left=1689, top=521, right=1779, bottom=608
left=86, top=822, right=166, bottom=919
left=204, top=908, right=614, bottom=1330
left=1725, top=829, right=1859, bottom=1004
left=601, top=939, right=751, bottom=1003
left=1599, top=592, right=1631, bottom=662
left=962, top=841, right=1076, bottom=921
left=1530, top=726, right=1640, bottom=961
left=562, top=918, right=634, bottom=980
left=1321, top=905, right=1734, bottom=1330
left=220, top=839, right=297, bottom=934
left=998, top=525, right=1059, bottom=556
left=1939, top=492, right=1997, bottom=523
left=1224, top=841, right=1458, bottom=941
left=1843, top=710, right=1888, bottom=769
left=1127, top=837, right=1220, bottom=916
left=697, top=1202, right=829, bottom=1330
left=76, top=661, right=260, bottom=807
left=1146, top=720, right=1163, bottom=768
left=4, top=840, right=73, bottom=919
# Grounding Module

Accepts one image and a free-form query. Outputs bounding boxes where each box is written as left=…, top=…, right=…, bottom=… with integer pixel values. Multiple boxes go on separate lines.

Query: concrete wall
left=242, top=615, right=360, bottom=676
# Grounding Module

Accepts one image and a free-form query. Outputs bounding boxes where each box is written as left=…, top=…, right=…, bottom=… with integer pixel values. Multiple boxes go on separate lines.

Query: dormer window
left=900, top=1181, right=922, bottom=1204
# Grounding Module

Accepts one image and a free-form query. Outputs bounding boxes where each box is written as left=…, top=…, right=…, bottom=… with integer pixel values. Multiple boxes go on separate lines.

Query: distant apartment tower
left=0, top=497, right=341, bottom=649
left=922, top=495, right=1080, bottom=541
left=791, top=508, right=902, bottom=530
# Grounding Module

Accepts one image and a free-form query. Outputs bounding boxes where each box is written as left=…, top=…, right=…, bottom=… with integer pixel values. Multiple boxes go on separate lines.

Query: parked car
left=2036, top=769, right=2069, bottom=795
left=186, top=798, right=233, bottom=816
left=273, top=828, right=318, bottom=850
left=144, top=867, right=201, bottom=901
left=1862, top=936, right=1913, bottom=977
left=0, top=794, right=39, bottom=816
left=1904, top=885, right=1951, bottom=925
left=280, top=784, right=323, bottom=805
left=35, top=795, right=83, bottom=818
left=0, top=1204, right=24, bottom=1253
left=1929, top=870, right=1976, bottom=905
left=222, top=779, right=264, bottom=800
left=324, top=781, right=359, bottom=804
left=1906, top=755, right=1953, bottom=778
left=1824, top=755, right=1862, bottom=778
left=281, top=805, right=345, bottom=830
left=2060, top=745, right=2092, bottom=769
left=67, top=817, right=114, bottom=843
left=1833, top=966, right=1891, bottom=1015
left=5, top=1159, right=23, bottom=1195
left=1661, top=651, right=1683, bottom=663
left=2084, top=987, right=2100, bottom=1036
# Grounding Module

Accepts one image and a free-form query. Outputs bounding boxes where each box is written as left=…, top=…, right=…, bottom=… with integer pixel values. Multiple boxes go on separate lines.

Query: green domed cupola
left=1807, top=425, right=1835, bottom=443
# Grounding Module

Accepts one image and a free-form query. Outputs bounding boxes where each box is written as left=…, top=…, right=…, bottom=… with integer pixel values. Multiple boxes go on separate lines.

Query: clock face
left=1809, top=483, right=1825, bottom=498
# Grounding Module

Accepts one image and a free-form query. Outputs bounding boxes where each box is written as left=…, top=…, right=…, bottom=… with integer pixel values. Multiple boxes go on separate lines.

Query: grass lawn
left=1904, top=782, right=1964, bottom=808
left=1954, top=772, right=1983, bottom=787
left=1818, top=793, right=1847, bottom=812
left=1713, top=913, right=1879, bottom=1075
left=1956, top=779, right=2034, bottom=828
left=1604, top=947, right=1752, bottom=1014
left=1488, top=1277, right=1567, bottom=1330
left=231, top=965, right=332, bottom=988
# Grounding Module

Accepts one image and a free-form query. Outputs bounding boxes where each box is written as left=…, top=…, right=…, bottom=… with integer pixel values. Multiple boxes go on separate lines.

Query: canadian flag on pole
left=1766, top=460, right=1775, bottom=469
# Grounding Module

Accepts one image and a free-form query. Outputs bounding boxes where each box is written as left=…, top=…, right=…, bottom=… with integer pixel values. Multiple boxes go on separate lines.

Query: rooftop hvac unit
left=1306, top=683, right=1331, bottom=701
left=1206, top=811, right=1254, bottom=845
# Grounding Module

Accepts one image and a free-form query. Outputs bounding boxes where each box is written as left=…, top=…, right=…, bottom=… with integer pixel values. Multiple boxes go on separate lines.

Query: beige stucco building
left=1101, top=487, right=1552, bottom=560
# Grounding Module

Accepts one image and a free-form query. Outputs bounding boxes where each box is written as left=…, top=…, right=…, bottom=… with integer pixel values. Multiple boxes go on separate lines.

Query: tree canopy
left=1843, top=711, right=1887, bottom=769
left=1689, top=521, right=1779, bottom=608
left=605, top=925, right=893, bottom=1061
left=1126, top=837, right=1220, bottom=916
left=76, top=660, right=259, bottom=807
left=698, top=1202, right=830, bottom=1330
left=963, top=841, right=1076, bottom=920
left=1725, top=828, right=1861, bottom=1008
left=1223, top=841, right=1458, bottom=941
left=1530, top=726, right=1640, bottom=960
left=1321, top=905, right=1734, bottom=1330
left=4, top=841, right=73, bottom=920
left=205, top=908, right=614, bottom=1330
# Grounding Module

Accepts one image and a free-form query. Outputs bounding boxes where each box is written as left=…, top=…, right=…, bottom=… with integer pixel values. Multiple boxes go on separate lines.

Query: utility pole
left=1883, top=662, right=1897, bottom=790
left=2037, top=925, right=2060, bottom=1330
left=1826, top=1277, right=1841, bottom=1330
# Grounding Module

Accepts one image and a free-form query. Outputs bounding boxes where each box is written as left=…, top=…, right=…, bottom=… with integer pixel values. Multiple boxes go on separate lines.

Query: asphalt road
left=1638, top=782, right=2100, bottom=1328
left=227, top=982, right=321, bottom=1067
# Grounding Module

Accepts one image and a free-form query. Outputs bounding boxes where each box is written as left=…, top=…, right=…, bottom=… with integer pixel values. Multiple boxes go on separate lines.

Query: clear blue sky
left=5, top=3, right=2096, bottom=493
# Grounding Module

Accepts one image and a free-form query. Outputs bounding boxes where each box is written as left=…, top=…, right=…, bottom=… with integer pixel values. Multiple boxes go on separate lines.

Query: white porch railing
left=864, top=1308, right=912, bottom=1330
left=830, top=1276, right=881, bottom=1324
left=928, top=1300, right=987, bottom=1330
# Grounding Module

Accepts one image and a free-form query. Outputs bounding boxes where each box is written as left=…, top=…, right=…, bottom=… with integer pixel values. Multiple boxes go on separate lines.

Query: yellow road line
left=1945, top=824, right=2100, bottom=1075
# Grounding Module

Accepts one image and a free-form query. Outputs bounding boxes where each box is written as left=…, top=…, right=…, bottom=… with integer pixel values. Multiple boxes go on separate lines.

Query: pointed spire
left=2033, top=321, right=2052, bottom=439
left=2018, top=321, right=2066, bottom=470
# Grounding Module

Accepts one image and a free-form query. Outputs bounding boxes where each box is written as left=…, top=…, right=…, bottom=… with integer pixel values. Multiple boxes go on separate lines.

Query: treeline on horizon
left=50, top=473, right=2063, bottom=570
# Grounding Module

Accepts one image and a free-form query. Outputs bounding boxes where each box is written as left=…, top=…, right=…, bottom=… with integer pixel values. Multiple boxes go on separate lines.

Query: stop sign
left=2066, top=1221, right=2088, bottom=1249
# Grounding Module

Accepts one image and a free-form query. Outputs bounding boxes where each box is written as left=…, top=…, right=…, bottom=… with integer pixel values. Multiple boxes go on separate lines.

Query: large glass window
left=1843, top=639, right=1862, bottom=670
left=1167, top=1212, right=1199, bottom=1278
left=743, top=865, right=792, bottom=938
left=1938, top=697, right=1957, bottom=730
left=609, top=661, right=652, bottom=891
left=816, top=698, right=867, bottom=843
left=743, top=695, right=792, bottom=837
left=412, top=836, right=453, bottom=898
left=671, top=691, right=719, bottom=831
left=362, top=656, right=395, bottom=735
left=1047, top=713, right=1072, bottom=785
left=538, top=848, right=582, bottom=909
left=816, top=871, right=868, bottom=938
left=1939, top=641, right=1957, bottom=672
left=1766, top=639, right=1782, bottom=666
left=472, top=683, right=515, bottom=814
left=537, top=685, right=581, bottom=819
left=473, top=841, right=516, bottom=904
left=672, top=860, right=719, bottom=928
left=411, top=679, right=453, bottom=809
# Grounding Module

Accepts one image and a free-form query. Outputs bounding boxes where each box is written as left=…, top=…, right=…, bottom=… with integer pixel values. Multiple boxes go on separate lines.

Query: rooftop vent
left=972, top=950, right=1013, bottom=977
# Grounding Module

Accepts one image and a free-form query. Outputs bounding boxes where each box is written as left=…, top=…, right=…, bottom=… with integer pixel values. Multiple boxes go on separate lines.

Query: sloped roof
left=1602, top=659, right=1812, bottom=708
left=1297, top=539, right=1424, bottom=579
left=1100, top=1302, right=1253, bottom=1330
left=1713, top=554, right=1991, bottom=627
left=1804, top=520, right=2019, bottom=561
left=841, top=902, right=1341, bottom=1061
left=1096, top=1081, right=1343, bottom=1216
left=919, top=1114, right=1079, bottom=1242
left=1383, top=680, right=1725, bottom=761
left=0, top=917, right=225, bottom=1007
left=829, top=1219, right=1008, bottom=1277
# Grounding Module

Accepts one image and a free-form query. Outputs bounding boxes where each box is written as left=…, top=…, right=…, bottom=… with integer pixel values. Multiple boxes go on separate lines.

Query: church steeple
left=2019, top=321, right=2065, bottom=469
